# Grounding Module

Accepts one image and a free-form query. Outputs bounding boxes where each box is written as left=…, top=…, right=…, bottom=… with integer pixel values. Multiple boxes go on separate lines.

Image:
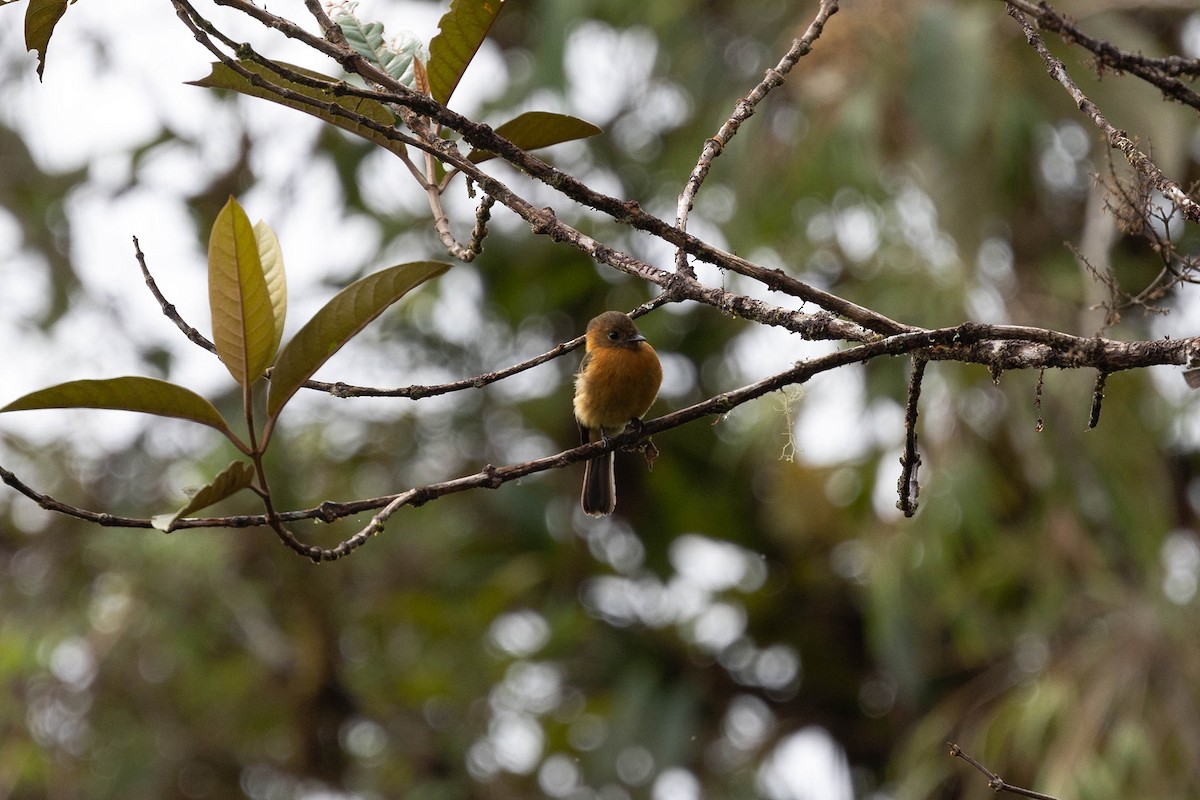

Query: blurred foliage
left=2, top=0, right=1200, bottom=798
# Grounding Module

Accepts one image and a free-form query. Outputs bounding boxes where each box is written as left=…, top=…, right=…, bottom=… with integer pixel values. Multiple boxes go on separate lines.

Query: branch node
left=530, top=206, right=558, bottom=235
left=481, top=464, right=501, bottom=488
left=315, top=501, right=342, bottom=523
left=663, top=270, right=692, bottom=302
left=619, top=199, right=643, bottom=222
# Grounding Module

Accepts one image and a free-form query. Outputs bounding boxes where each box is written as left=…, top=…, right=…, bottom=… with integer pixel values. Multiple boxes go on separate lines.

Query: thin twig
left=307, top=334, right=585, bottom=399
left=674, top=0, right=839, bottom=278
left=948, top=742, right=1061, bottom=800
left=1006, top=3, right=1200, bottom=223
left=1082, top=152, right=1200, bottom=321
left=426, top=183, right=474, bottom=260
left=1088, top=371, right=1106, bottom=429
left=133, top=236, right=216, bottom=355
left=1, top=464, right=157, bottom=529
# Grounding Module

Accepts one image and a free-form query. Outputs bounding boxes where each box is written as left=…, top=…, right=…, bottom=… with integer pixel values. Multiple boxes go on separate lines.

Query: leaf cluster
left=3, top=197, right=448, bottom=538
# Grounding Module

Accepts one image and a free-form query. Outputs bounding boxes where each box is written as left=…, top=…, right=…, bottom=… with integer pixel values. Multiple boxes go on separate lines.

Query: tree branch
left=170, top=0, right=894, bottom=348
left=1006, top=2, right=1200, bottom=223
left=6, top=322, right=1198, bottom=555
left=202, top=0, right=911, bottom=336
left=12, top=0, right=1200, bottom=562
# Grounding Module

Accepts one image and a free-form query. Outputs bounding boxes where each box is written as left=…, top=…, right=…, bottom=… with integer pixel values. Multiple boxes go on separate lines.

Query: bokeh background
left=2, top=0, right=1200, bottom=797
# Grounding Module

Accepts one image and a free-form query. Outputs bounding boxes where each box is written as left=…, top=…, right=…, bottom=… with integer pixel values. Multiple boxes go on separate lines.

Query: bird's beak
left=629, top=334, right=647, bottom=343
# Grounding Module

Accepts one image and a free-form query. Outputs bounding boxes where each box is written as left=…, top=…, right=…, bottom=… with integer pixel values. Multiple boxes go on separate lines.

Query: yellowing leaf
left=267, top=261, right=450, bottom=419
left=467, top=111, right=602, bottom=163
left=413, top=56, right=430, bottom=98
left=152, top=460, right=256, bottom=532
left=24, top=0, right=69, bottom=80
left=254, top=220, right=288, bottom=359
left=0, top=377, right=238, bottom=442
left=428, top=0, right=505, bottom=106
left=209, top=197, right=278, bottom=387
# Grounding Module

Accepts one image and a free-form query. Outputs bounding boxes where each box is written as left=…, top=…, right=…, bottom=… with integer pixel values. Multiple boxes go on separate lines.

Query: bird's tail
left=582, top=451, right=615, bottom=516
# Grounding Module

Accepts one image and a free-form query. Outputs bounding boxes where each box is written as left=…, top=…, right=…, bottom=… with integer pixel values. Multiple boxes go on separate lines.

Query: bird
left=573, top=311, right=663, bottom=516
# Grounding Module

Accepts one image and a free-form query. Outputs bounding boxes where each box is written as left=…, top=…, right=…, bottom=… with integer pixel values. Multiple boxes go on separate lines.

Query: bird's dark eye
left=608, top=331, right=620, bottom=341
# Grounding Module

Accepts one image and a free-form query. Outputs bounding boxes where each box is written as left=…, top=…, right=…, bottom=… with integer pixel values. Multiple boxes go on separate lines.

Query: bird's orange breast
left=574, top=343, right=662, bottom=432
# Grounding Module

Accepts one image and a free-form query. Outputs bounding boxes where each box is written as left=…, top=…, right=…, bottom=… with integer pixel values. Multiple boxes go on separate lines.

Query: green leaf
left=0, top=377, right=237, bottom=440
left=188, top=62, right=404, bottom=156
left=152, top=460, right=256, bottom=533
left=25, top=0, right=69, bottom=80
left=254, top=220, right=288, bottom=360
left=428, top=0, right=506, bottom=106
left=335, top=8, right=426, bottom=87
left=468, top=111, right=602, bottom=163
left=267, top=261, right=450, bottom=419
left=208, top=197, right=278, bottom=387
